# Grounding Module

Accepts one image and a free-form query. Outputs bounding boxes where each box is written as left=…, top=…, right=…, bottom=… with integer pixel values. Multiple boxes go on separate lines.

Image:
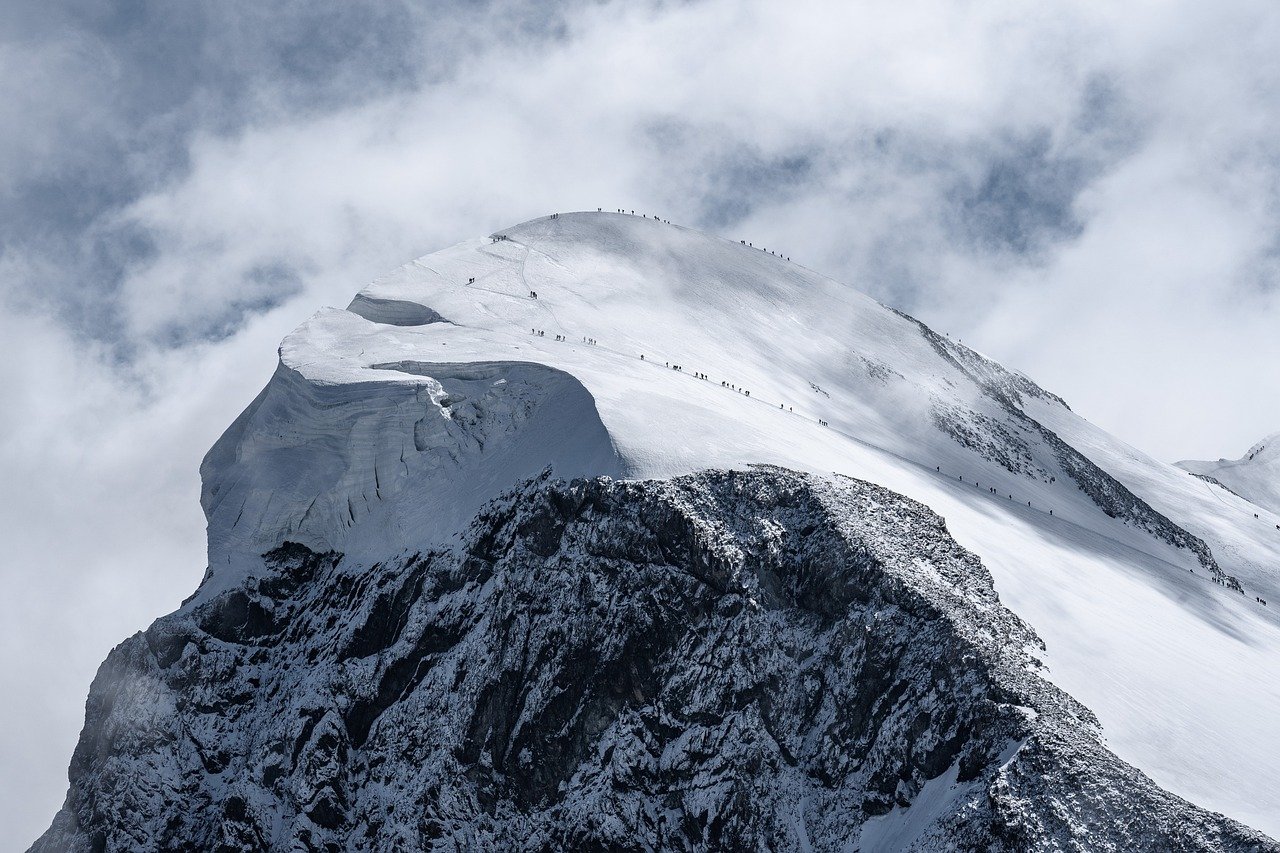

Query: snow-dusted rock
left=33, top=470, right=1272, bottom=852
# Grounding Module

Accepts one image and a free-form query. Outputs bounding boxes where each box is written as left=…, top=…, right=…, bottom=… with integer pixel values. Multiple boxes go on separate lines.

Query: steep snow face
left=201, top=359, right=624, bottom=580
left=32, top=471, right=1273, bottom=852
left=187, top=211, right=1280, bottom=835
left=1179, top=433, right=1280, bottom=516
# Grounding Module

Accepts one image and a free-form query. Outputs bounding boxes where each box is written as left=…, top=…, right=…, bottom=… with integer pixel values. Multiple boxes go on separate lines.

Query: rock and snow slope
left=32, top=471, right=1274, bottom=851
left=35, top=212, right=1280, bottom=847
left=1180, top=433, right=1280, bottom=516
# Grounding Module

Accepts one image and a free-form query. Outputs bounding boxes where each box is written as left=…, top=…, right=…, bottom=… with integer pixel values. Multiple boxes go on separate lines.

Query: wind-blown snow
left=196, top=211, right=1280, bottom=836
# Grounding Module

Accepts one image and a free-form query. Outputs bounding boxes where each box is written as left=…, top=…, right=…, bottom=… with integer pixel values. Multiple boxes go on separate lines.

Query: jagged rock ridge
left=33, top=469, right=1271, bottom=852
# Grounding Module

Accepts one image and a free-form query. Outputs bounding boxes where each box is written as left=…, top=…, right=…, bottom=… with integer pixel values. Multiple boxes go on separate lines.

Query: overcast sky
left=4, top=0, right=1280, bottom=845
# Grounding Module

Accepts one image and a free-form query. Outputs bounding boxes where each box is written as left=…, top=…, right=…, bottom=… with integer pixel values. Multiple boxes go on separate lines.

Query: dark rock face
left=33, top=469, right=1273, bottom=852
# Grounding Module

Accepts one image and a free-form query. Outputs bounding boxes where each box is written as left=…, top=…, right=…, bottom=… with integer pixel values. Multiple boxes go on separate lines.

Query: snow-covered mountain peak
left=129, top=209, right=1280, bottom=839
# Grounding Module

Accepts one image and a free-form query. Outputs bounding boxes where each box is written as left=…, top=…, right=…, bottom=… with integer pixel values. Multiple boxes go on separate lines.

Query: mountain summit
left=34, top=212, right=1280, bottom=850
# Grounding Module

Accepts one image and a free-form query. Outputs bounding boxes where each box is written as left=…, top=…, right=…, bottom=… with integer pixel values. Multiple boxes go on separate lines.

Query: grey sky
left=4, top=0, right=1280, bottom=845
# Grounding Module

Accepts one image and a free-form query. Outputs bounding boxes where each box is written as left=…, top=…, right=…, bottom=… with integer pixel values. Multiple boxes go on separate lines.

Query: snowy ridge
left=899, top=308, right=1229, bottom=584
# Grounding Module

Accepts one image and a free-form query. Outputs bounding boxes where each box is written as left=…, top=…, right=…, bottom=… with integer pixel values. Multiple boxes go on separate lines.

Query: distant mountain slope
left=1180, top=433, right=1280, bottom=516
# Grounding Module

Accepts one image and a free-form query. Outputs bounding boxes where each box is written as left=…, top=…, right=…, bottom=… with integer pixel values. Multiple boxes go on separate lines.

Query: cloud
left=5, top=0, right=1280, bottom=844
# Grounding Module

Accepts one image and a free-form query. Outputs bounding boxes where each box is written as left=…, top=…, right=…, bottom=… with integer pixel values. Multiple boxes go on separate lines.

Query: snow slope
left=194, top=211, right=1280, bottom=836
left=1180, top=433, right=1280, bottom=516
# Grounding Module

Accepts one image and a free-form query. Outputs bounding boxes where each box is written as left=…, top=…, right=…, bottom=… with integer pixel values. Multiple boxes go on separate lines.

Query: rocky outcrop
left=33, top=469, right=1272, bottom=852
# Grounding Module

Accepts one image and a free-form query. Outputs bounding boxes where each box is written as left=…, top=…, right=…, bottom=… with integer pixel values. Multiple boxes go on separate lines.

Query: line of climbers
left=606, top=208, right=669, bottom=224
left=736, top=239, right=790, bottom=261
left=518, top=311, right=1271, bottom=610
left=933, top=464, right=1272, bottom=606
left=521, top=317, right=848, bottom=439
left=492, top=210, right=797, bottom=262
left=939, top=465, right=1054, bottom=517
left=576, top=207, right=797, bottom=261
